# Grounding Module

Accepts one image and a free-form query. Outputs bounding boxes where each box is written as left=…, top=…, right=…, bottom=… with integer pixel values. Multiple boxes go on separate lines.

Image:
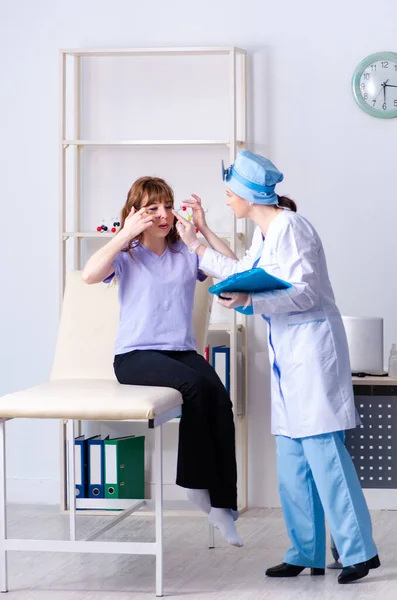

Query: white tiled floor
left=2, top=505, right=394, bottom=599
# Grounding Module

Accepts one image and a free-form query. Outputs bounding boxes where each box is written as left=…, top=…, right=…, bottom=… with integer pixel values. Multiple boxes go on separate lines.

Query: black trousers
left=114, top=350, right=237, bottom=510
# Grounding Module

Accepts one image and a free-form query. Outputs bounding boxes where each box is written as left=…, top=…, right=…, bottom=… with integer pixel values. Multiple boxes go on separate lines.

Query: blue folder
left=74, top=435, right=86, bottom=499
left=87, top=436, right=105, bottom=499
left=209, top=267, right=291, bottom=315
left=212, top=347, right=230, bottom=391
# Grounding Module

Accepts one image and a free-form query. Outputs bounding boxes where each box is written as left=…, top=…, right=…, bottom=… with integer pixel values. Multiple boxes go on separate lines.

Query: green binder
left=104, top=435, right=145, bottom=500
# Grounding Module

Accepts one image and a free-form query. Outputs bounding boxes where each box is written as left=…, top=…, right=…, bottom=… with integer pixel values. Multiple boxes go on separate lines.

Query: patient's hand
left=121, top=207, right=154, bottom=241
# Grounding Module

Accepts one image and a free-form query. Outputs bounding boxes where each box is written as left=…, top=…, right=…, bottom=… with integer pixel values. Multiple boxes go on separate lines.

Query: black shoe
left=266, top=562, right=325, bottom=577
left=338, top=554, right=381, bottom=584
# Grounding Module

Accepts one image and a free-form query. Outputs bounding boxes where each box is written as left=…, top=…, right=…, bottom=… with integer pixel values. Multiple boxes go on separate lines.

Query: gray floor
left=2, top=505, right=396, bottom=599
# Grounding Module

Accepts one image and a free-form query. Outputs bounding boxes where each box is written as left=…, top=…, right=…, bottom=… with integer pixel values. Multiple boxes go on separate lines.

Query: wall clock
left=352, top=52, right=397, bottom=118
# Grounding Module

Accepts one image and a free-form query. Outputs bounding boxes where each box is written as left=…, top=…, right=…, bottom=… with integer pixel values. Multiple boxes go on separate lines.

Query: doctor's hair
left=277, top=195, right=297, bottom=212
left=119, top=176, right=180, bottom=254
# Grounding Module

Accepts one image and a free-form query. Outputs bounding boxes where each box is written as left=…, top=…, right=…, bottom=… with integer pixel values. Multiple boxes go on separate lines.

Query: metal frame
left=59, top=45, right=249, bottom=512
left=0, top=412, right=178, bottom=597
left=351, top=51, right=397, bottom=119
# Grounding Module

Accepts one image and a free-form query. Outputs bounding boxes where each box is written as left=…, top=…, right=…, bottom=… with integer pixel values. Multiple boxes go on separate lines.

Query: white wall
left=1, top=0, right=397, bottom=507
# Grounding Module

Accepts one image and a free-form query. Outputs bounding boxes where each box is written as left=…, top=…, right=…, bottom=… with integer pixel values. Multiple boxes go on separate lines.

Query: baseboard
left=8, top=479, right=395, bottom=512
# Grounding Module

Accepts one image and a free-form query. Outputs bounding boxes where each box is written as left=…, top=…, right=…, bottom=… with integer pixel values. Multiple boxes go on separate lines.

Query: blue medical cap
left=222, top=150, right=284, bottom=205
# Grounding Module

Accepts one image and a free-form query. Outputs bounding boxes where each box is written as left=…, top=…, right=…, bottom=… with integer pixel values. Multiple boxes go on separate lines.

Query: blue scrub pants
left=276, top=431, right=378, bottom=568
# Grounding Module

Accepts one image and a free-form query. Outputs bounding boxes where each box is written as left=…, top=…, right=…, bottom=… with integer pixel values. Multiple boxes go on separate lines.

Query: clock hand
left=385, top=83, right=397, bottom=88
left=375, top=85, right=384, bottom=100
left=383, top=79, right=389, bottom=104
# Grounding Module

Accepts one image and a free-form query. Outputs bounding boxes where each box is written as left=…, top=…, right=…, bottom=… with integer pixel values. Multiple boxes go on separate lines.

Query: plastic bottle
left=388, top=343, right=397, bottom=378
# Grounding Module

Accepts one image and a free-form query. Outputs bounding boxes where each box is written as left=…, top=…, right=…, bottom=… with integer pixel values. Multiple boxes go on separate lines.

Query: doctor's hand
left=182, top=194, right=208, bottom=232
left=172, top=210, right=198, bottom=246
left=216, top=292, right=251, bottom=310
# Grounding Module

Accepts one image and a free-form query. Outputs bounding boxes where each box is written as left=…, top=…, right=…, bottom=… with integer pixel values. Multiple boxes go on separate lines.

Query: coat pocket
left=287, top=311, right=333, bottom=363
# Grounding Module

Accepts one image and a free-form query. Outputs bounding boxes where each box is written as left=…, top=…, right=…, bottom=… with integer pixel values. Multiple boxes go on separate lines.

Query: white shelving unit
left=63, top=139, right=238, bottom=146
left=59, top=46, right=249, bottom=512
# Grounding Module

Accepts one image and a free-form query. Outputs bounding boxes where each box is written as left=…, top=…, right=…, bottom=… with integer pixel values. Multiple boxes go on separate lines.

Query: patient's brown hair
left=120, top=176, right=180, bottom=253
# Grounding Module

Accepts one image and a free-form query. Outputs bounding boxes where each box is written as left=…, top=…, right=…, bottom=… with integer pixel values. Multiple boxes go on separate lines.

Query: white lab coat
left=200, top=209, right=359, bottom=438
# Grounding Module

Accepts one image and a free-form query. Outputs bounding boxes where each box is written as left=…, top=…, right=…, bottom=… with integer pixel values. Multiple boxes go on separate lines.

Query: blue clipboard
left=208, top=267, right=292, bottom=315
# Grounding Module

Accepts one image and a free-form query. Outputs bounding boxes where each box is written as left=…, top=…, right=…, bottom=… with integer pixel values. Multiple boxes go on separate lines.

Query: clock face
left=352, top=52, right=397, bottom=118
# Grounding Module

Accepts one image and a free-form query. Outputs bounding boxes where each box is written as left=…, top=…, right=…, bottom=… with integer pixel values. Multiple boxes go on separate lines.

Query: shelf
left=209, top=322, right=232, bottom=332
left=63, top=232, right=114, bottom=239
left=352, top=376, right=397, bottom=386
left=63, top=139, right=244, bottom=148
left=63, top=231, right=234, bottom=241
left=208, top=323, right=245, bottom=334
left=76, top=498, right=144, bottom=510
left=61, top=46, right=247, bottom=57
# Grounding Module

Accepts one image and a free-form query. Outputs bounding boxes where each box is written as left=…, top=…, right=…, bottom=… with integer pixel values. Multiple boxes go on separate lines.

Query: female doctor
left=173, top=150, right=380, bottom=584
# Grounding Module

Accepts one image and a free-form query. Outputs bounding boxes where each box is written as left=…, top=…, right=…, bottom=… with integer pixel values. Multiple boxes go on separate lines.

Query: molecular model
left=178, top=206, right=199, bottom=233
left=96, top=218, right=121, bottom=234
